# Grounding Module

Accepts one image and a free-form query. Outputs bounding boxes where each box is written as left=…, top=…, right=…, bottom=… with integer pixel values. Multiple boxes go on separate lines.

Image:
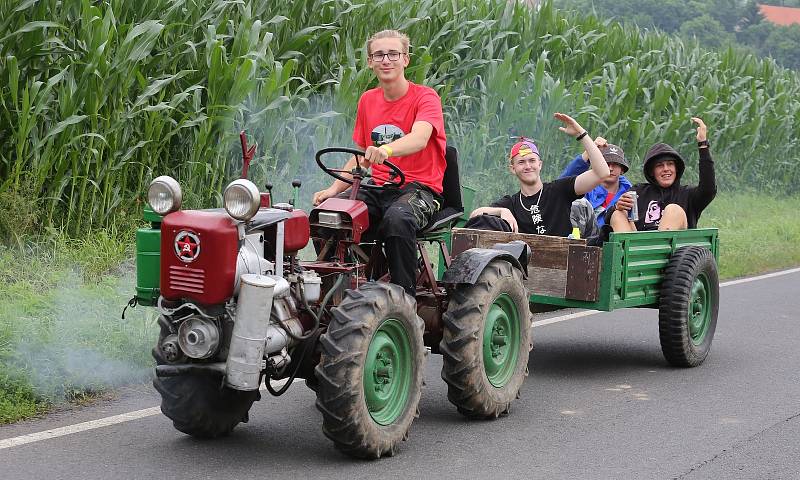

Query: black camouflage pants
left=342, top=181, right=441, bottom=295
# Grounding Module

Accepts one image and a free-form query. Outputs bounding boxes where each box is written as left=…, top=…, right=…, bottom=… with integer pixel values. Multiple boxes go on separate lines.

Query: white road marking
left=531, top=266, right=800, bottom=328
left=719, top=267, right=800, bottom=287
left=532, top=310, right=600, bottom=327
left=0, top=380, right=297, bottom=450
left=2, top=267, right=799, bottom=450
left=0, top=407, right=162, bottom=450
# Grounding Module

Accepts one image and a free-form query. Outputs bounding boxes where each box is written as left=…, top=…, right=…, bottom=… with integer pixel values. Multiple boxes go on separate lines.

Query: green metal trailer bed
left=450, top=227, right=720, bottom=367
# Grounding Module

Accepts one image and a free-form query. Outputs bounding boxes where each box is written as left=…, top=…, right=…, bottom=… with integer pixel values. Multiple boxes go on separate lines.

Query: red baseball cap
left=509, top=139, right=540, bottom=160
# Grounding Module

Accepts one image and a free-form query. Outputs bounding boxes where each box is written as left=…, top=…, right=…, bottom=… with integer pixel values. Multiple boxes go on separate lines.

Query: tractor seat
left=419, top=145, right=464, bottom=237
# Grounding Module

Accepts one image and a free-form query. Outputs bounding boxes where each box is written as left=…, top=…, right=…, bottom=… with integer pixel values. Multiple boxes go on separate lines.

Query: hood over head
left=643, top=143, right=685, bottom=186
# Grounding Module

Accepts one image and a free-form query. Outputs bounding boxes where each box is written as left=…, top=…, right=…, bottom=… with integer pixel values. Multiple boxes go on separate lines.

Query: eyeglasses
left=370, top=51, right=406, bottom=62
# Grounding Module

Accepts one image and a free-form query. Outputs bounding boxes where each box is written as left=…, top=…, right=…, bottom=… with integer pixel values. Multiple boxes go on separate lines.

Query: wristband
left=379, top=145, right=393, bottom=157
left=697, top=140, right=709, bottom=148
left=575, top=131, right=588, bottom=141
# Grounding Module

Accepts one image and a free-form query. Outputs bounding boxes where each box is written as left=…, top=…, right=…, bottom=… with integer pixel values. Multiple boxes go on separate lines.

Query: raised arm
left=689, top=117, right=717, bottom=208
left=560, top=136, right=609, bottom=179
left=553, top=113, right=610, bottom=195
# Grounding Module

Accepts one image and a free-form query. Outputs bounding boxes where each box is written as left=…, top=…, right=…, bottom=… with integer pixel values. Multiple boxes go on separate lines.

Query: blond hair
left=366, top=30, right=410, bottom=54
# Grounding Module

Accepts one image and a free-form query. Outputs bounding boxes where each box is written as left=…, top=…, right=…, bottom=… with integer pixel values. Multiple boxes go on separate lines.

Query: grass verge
left=699, top=193, right=800, bottom=279
left=0, top=191, right=798, bottom=424
left=0, top=229, right=157, bottom=425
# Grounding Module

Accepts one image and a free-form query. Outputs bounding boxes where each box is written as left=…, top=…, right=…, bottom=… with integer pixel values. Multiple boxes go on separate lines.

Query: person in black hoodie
left=608, top=117, right=715, bottom=231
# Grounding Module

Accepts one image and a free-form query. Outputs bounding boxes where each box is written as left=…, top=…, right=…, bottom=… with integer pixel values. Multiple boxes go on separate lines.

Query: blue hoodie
left=560, top=154, right=632, bottom=227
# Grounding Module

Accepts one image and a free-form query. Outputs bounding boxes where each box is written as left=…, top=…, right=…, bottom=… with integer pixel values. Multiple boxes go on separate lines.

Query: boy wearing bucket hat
left=560, top=137, right=633, bottom=232
left=609, top=117, right=716, bottom=232
left=467, top=113, right=610, bottom=236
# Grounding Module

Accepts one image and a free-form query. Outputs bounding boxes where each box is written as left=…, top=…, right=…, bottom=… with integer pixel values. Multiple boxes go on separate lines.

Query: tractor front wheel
left=440, top=259, right=531, bottom=418
left=658, top=246, right=719, bottom=367
left=315, top=282, right=425, bottom=459
left=153, top=374, right=259, bottom=438
left=152, top=326, right=259, bottom=439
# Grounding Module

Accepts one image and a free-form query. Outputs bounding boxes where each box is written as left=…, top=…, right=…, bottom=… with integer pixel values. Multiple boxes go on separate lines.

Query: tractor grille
left=168, top=265, right=205, bottom=294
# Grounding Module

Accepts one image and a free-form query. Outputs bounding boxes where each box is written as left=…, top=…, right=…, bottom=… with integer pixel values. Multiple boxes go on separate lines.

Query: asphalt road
left=2, top=269, right=799, bottom=480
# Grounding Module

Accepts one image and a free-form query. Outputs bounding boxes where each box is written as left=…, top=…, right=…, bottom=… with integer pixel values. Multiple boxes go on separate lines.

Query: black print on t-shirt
left=645, top=200, right=661, bottom=225
left=371, top=124, right=404, bottom=146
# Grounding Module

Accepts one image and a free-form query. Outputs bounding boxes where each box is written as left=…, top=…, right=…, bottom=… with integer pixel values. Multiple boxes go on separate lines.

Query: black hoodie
left=607, top=143, right=716, bottom=230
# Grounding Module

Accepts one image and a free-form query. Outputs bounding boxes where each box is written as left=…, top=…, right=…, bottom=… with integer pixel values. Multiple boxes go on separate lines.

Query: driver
left=312, top=29, right=447, bottom=296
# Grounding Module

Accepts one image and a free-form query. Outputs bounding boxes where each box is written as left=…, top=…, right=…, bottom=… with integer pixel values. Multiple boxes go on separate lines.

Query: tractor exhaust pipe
left=225, top=274, right=276, bottom=391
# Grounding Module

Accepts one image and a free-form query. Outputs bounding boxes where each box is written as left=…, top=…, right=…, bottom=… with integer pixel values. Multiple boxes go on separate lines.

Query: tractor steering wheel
left=315, top=147, right=406, bottom=190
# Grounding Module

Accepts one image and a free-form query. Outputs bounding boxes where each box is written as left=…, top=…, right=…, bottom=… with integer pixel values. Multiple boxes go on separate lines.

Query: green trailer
left=450, top=227, right=720, bottom=367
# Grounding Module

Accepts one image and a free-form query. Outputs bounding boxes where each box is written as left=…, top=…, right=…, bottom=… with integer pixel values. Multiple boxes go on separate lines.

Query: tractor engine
left=141, top=175, right=318, bottom=392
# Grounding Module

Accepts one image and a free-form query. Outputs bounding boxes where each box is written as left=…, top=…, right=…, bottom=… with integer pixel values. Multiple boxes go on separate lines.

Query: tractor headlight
left=224, top=179, right=260, bottom=221
left=148, top=176, right=182, bottom=215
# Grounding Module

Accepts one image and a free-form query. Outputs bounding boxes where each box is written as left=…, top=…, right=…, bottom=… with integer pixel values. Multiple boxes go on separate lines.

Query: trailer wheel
left=440, top=259, right=531, bottom=418
left=151, top=327, right=258, bottom=438
left=659, top=246, right=719, bottom=367
left=315, top=282, right=425, bottom=459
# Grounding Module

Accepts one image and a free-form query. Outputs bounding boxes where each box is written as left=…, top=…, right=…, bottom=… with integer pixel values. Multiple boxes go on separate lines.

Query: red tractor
left=135, top=135, right=532, bottom=458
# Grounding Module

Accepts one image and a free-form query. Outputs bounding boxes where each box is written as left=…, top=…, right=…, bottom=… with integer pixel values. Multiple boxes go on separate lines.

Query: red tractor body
left=160, top=210, right=239, bottom=304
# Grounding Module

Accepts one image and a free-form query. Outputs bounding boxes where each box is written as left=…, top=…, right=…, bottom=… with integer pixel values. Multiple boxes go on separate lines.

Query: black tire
left=440, top=259, right=532, bottom=418
left=659, top=246, right=719, bottom=367
left=315, top=282, right=425, bottom=459
left=152, top=328, right=258, bottom=439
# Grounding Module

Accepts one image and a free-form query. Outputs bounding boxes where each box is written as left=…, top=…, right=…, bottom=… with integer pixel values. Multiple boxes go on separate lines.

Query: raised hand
left=691, top=117, right=707, bottom=142
left=554, top=112, right=585, bottom=138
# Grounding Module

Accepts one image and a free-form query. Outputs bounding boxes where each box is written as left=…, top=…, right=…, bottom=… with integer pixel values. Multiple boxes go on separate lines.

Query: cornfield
left=2, top=0, right=799, bottom=234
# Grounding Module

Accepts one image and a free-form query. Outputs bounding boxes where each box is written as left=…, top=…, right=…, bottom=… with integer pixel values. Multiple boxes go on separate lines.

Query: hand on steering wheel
left=315, top=147, right=406, bottom=190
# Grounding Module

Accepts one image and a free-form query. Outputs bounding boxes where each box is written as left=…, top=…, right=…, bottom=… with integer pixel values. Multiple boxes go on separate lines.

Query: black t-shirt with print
left=491, top=177, right=580, bottom=236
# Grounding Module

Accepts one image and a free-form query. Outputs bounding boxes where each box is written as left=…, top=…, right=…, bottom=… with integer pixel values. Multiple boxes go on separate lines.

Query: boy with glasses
left=312, top=30, right=446, bottom=296
left=467, top=113, right=610, bottom=236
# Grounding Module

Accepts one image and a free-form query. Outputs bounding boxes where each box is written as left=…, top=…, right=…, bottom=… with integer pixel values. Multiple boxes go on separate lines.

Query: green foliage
left=0, top=232, right=157, bottom=424
left=0, top=0, right=800, bottom=232
left=699, top=193, right=800, bottom=279
left=557, top=0, right=800, bottom=70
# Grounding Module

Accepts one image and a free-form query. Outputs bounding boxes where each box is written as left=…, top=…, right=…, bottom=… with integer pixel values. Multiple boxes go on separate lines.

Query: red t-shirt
left=352, top=82, right=447, bottom=194
left=602, top=191, right=615, bottom=208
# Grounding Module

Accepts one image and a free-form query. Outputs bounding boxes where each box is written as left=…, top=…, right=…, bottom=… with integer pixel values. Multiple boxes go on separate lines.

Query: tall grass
left=1, top=0, right=799, bottom=234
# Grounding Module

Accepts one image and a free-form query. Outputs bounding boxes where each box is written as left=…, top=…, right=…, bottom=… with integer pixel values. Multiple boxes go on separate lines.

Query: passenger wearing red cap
left=467, top=113, right=610, bottom=236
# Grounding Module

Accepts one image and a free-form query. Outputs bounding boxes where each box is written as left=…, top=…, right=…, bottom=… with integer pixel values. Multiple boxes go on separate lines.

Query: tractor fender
left=442, top=241, right=530, bottom=285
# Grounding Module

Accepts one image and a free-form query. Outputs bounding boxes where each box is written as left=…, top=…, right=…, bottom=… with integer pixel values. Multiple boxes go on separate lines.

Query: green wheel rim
left=482, top=294, right=520, bottom=388
left=363, top=318, right=413, bottom=426
left=688, top=272, right=712, bottom=345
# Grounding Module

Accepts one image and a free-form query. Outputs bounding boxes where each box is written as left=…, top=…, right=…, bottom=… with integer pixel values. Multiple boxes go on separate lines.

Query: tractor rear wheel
left=152, top=327, right=258, bottom=438
left=658, top=246, right=719, bottom=367
left=440, top=259, right=531, bottom=418
left=315, top=282, right=425, bottom=459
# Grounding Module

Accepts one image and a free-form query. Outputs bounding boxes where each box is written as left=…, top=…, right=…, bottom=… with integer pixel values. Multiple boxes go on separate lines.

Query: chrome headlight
left=224, top=179, right=260, bottom=221
left=148, top=176, right=182, bottom=215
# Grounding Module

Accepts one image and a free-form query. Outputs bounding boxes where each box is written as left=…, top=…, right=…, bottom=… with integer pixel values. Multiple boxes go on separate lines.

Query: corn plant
left=0, top=0, right=799, bottom=235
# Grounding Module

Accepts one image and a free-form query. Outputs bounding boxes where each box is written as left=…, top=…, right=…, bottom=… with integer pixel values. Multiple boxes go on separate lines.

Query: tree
left=680, top=15, right=735, bottom=50
left=762, top=24, right=800, bottom=69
